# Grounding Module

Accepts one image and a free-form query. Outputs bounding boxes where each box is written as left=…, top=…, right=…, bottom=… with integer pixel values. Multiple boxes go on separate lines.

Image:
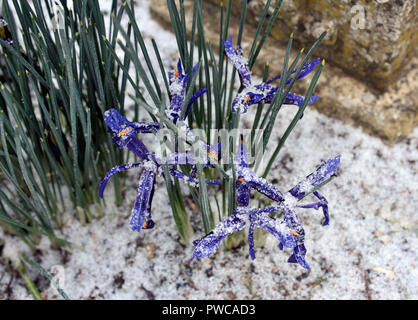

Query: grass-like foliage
left=0, top=0, right=134, bottom=248
left=96, top=0, right=337, bottom=270
left=0, top=0, right=338, bottom=276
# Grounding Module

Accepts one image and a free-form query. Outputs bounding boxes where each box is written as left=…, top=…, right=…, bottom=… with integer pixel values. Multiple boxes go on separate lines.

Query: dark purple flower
left=191, top=205, right=297, bottom=262
left=222, top=35, right=320, bottom=114
left=165, top=60, right=224, bottom=168
left=191, top=141, right=297, bottom=262
left=100, top=109, right=220, bottom=233
left=191, top=139, right=341, bottom=269
left=278, top=154, right=341, bottom=267
left=234, top=138, right=285, bottom=204
left=289, top=154, right=341, bottom=226
left=167, top=59, right=208, bottom=123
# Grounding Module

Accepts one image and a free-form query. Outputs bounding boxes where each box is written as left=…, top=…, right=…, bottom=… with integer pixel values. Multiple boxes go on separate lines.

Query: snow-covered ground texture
left=1, top=0, right=417, bottom=300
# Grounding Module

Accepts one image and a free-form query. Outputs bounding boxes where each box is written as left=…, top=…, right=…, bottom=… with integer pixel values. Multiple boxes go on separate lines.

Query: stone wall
left=211, top=0, right=417, bottom=91
left=150, top=0, right=417, bottom=143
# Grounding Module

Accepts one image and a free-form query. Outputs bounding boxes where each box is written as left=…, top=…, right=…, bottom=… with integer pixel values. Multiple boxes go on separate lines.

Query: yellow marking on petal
left=143, top=222, right=147, bottom=229
left=238, top=178, right=244, bottom=183
left=244, top=96, right=251, bottom=103
left=290, top=230, right=300, bottom=237
left=174, top=69, right=179, bottom=79
left=118, top=127, right=132, bottom=137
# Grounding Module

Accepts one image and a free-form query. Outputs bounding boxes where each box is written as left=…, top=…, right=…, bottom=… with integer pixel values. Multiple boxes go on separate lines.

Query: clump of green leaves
left=105, top=0, right=326, bottom=243
left=0, top=0, right=326, bottom=249
left=0, top=0, right=138, bottom=247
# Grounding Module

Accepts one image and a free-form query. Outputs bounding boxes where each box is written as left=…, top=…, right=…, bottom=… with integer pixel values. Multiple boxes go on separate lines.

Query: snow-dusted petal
left=234, top=205, right=296, bottom=259
left=283, top=92, right=319, bottom=107
left=252, top=212, right=296, bottom=249
left=183, top=88, right=208, bottom=120
left=223, top=35, right=252, bottom=87
left=99, top=162, right=144, bottom=198
left=191, top=215, right=246, bottom=261
left=167, top=60, right=206, bottom=123
left=266, top=58, right=321, bottom=85
left=298, top=191, right=330, bottom=226
left=143, top=185, right=156, bottom=229
left=288, top=244, right=310, bottom=270
left=125, top=136, right=150, bottom=160
left=279, top=206, right=309, bottom=269
left=168, top=168, right=220, bottom=187
left=104, top=108, right=158, bottom=153
left=235, top=140, right=251, bottom=207
left=234, top=136, right=250, bottom=168
left=168, top=169, right=199, bottom=187
left=235, top=206, right=296, bottom=249
left=262, top=86, right=319, bottom=107
left=238, top=167, right=285, bottom=202
left=248, top=216, right=256, bottom=260
left=231, top=85, right=266, bottom=113
left=129, top=169, right=156, bottom=232
left=236, top=180, right=250, bottom=207
left=289, top=154, right=341, bottom=199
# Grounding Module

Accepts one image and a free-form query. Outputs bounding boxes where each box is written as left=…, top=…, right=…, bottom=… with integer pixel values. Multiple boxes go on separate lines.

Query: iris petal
left=252, top=212, right=296, bottom=249
left=288, top=244, right=310, bottom=270
left=266, top=58, right=321, bottom=85
left=99, top=162, right=144, bottom=198
left=289, top=155, right=341, bottom=199
left=129, top=170, right=156, bottom=232
left=222, top=35, right=252, bottom=87
left=248, top=217, right=256, bottom=260
left=223, top=35, right=320, bottom=114
left=298, top=191, right=330, bottom=226
left=191, top=215, right=246, bottom=261
left=183, top=88, right=208, bottom=120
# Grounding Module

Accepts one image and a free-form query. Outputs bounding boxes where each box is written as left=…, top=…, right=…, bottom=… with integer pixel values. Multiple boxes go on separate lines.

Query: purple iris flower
left=99, top=109, right=220, bottom=233
left=166, top=59, right=222, bottom=166
left=233, top=137, right=285, bottom=204
left=222, top=35, right=320, bottom=114
left=191, top=138, right=341, bottom=269
left=288, top=154, right=341, bottom=226
left=278, top=154, right=341, bottom=268
left=191, top=140, right=297, bottom=262
left=167, top=59, right=208, bottom=123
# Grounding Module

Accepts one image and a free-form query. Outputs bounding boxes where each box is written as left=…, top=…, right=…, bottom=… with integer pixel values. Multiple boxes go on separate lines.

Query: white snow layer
left=0, top=0, right=417, bottom=300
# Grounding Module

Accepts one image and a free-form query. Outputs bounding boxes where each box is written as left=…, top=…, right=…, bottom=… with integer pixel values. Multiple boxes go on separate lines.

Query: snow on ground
left=0, top=0, right=417, bottom=300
